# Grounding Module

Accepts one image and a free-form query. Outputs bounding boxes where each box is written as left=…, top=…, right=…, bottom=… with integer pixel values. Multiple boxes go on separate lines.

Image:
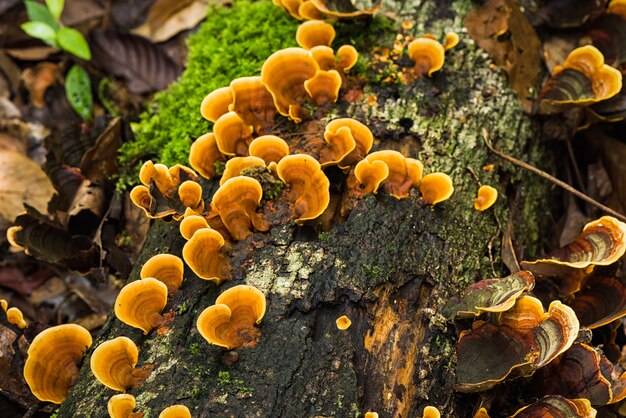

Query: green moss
left=117, top=0, right=299, bottom=190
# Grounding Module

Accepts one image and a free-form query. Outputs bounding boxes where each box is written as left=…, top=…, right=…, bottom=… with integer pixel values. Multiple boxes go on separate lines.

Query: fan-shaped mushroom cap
left=211, top=176, right=270, bottom=240
left=114, top=278, right=168, bottom=334
left=510, top=396, right=596, bottom=417
left=276, top=154, right=331, bottom=223
left=6, top=307, right=26, bottom=328
left=444, top=32, right=460, bottom=51
left=91, top=337, right=150, bottom=392
left=336, top=315, right=351, bottom=330
left=248, top=135, right=290, bottom=164
left=364, top=413, right=379, bottom=418
left=220, top=156, right=267, bottom=186
left=130, top=185, right=157, bottom=218
left=325, top=118, right=373, bottom=168
left=296, top=20, right=336, bottom=50
left=182, top=228, right=231, bottom=284
left=354, top=159, right=389, bottom=196
left=200, top=86, right=234, bottom=123
left=275, top=0, right=302, bottom=18
left=230, top=76, right=276, bottom=134
left=310, top=46, right=337, bottom=70
left=474, top=185, right=498, bottom=211
left=177, top=180, right=203, bottom=212
left=423, top=406, right=441, bottom=418
left=364, top=150, right=420, bottom=198
left=298, top=0, right=324, bottom=19
left=0, top=299, right=7, bottom=311
left=107, top=394, right=143, bottom=418
left=179, top=215, right=210, bottom=240
left=304, top=69, right=342, bottom=105
left=189, top=133, right=225, bottom=180
left=159, top=405, right=191, bottom=418
left=139, top=161, right=176, bottom=196
left=419, top=173, right=454, bottom=205
left=197, top=285, right=266, bottom=349
left=337, top=45, right=358, bottom=71
left=609, top=0, right=626, bottom=17
left=23, top=324, right=92, bottom=403
left=214, top=111, right=254, bottom=156
left=310, top=0, right=381, bottom=17
left=407, top=37, right=446, bottom=77
left=140, top=254, right=184, bottom=294
left=261, top=48, right=320, bottom=122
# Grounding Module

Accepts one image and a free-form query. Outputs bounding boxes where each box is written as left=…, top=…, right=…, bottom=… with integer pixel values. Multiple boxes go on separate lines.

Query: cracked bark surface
left=58, top=0, right=552, bottom=417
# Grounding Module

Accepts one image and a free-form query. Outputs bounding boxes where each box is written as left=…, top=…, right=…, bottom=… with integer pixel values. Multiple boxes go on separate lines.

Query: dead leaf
left=132, top=0, right=209, bottom=43
left=465, top=0, right=542, bottom=112
left=588, top=131, right=626, bottom=214
left=90, top=29, right=182, bottom=94
left=61, top=0, right=106, bottom=27
left=0, top=151, right=54, bottom=222
left=0, top=267, right=53, bottom=295
left=79, top=117, right=121, bottom=182
left=20, top=62, right=57, bottom=108
left=542, top=34, right=582, bottom=74
left=4, top=47, right=57, bottom=61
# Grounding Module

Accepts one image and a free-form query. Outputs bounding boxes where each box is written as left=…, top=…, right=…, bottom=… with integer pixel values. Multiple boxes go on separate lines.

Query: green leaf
left=65, top=64, right=93, bottom=120
left=24, top=0, right=59, bottom=29
left=57, top=27, right=91, bottom=60
left=45, top=0, right=64, bottom=21
left=21, top=21, right=57, bottom=42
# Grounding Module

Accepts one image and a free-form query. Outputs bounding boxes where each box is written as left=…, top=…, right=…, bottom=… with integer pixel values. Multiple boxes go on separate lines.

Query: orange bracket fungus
left=324, top=118, right=373, bottom=169
left=140, top=254, right=184, bottom=294
left=182, top=228, right=232, bottom=284
left=108, top=394, right=143, bottom=418
left=229, top=76, right=277, bottom=134
left=179, top=215, right=211, bottom=241
left=304, top=69, right=343, bottom=106
left=197, top=285, right=266, bottom=349
left=220, top=156, right=267, bottom=186
left=419, top=173, right=454, bottom=205
left=159, top=405, right=191, bottom=418
left=114, top=278, right=169, bottom=334
left=353, top=159, right=389, bottom=196
left=211, top=176, right=270, bottom=240
left=510, top=395, right=596, bottom=418
left=295, top=20, right=335, bottom=50
left=422, top=406, right=441, bottom=418
left=473, top=185, right=498, bottom=211
left=214, top=111, right=254, bottom=156
left=309, top=0, right=381, bottom=18
left=363, top=151, right=423, bottom=199
left=407, top=37, right=445, bottom=77
left=6, top=306, right=27, bottom=328
left=569, top=276, right=626, bottom=329
left=177, top=180, right=204, bottom=213
left=260, top=47, right=320, bottom=122
left=311, top=45, right=337, bottom=70
left=201, top=86, right=234, bottom=123
left=336, top=315, right=351, bottom=330
left=337, top=45, right=358, bottom=72
left=455, top=296, right=579, bottom=392
left=91, top=337, right=152, bottom=392
left=276, top=154, right=331, bottom=223
left=23, top=323, right=93, bottom=403
left=189, top=133, right=226, bottom=180
left=444, top=271, right=535, bottom=319
left=248, top=135, right=290, bottom=165
left=364, top=413, right=378, bottom=418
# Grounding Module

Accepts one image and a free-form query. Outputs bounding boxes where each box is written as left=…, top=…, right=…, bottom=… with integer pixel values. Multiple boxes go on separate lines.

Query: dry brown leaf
left=5, top=47, right=57, bottom=61
left=132, top=0, right=209, bottom=43
left=0, top=151, right=55, bottom=222
left=465, top=0, right=541, bottom=112
left=20, top=62, right=57, bottom=108
left=590, top=133, right=626, bottom=215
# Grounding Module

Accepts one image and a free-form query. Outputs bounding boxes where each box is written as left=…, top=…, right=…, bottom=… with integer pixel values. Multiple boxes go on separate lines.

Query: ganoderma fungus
left=296, top=20, right=335, bottom=50
left=189, top=133, right=226, bottom=180
left=197, top=285, right=266, bottom=349
left=114, top=278, right=169, bottom=334
left=107, top=394, right=143, bottom=418
left=248, top=135, right=290, bottom=164
left=140, top=254, right=184, bottom=294
left=474, top=185, right=498, bottom=211
left=91, top=336, right=151, bottom=392
left=214, top=111, right=254, bottom=156
left=419, top=173, right=454, bottom=205
left=182, top=228, right=232, bottom=284
left=159, top=405, right=191, bottom=418
left=336, top=315, right=351, bottom=330
left=23, top=323, right=92, bottom=403
left=200, top=86, right=234, bottom=123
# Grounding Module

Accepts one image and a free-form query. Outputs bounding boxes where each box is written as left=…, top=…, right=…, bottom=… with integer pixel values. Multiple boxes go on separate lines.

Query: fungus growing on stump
left=419, top=172, right=454, bottom=205
left=353, top=159, right=389, bottom=196
left=189, top=133, right=225, bottom=179
left=179, top=215, right=211, bottom=241
left=114, top=278, right=169, bottom=334
left=214, top=111, right=254, bottom=156
left=336, top=315, right=351, bottom=330
left=200, top=86, right=234, bottom=123
left=324, top=118, right=373, bottom=169
left=91, top=337, right=152, bottom=392
left=295, top=20, right=335, bottom=50
left=407, top=37, right=445, bottom=77
left=248, top=135, right=290, bottom=164
left=229, top=76, right=276, bottom=134
left=182, top=228, right=232, bottom=284
left=474, top=185, right=498, bottom=211
left=220, top=156, right=267, bottom=185
left=159, top=405, right=191, bottom=418
left=140, top=254, right=184, bottom=295
left=107, top=393, right=143, bottom=418
left=363, top=150, right=423, bottom=198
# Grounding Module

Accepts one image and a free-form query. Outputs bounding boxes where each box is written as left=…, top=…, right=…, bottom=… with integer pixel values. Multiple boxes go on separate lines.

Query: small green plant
left=21, top=0, right=91, bottom=60
left=189, top=342, right=199, bottom=355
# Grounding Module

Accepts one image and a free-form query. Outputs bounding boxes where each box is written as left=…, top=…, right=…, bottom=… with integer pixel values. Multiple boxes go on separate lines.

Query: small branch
left=482, top=128, right=626, bottom=223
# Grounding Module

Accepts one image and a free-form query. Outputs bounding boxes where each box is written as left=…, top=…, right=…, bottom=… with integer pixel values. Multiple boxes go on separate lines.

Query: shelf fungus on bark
left=296, top=20, right=335, bottom=50
left=419, top=172, right=454, bottom=205
left=336, top=315, right=351, bottom=330
left=509, top=395, right=596, bottom=418
left=273, top=0, right=320, bottom=20
left=197, top=285, right=266, bottom=349
left=159, top=405, right=191, bottom=418
left=220, top=156, right=267, bottom=186
left=443, top=32, right=460, bottom=51
left=531, top=342, right=626, bottom=405
left=261, top=47, right=320, bottom=122
left=520, top=216, right=626, bottom=295
left=304, top=69, right=342, bottom=105
left=182, top=228, right=232, bottom=284
left=422, top=406, right=440, bottom=418
left=473, top=185, right=498, bottom=211
left=177, top=180, right=204, bottom=213
left=455, top=296, right=579, bottom=392
left=108, top=394, right=143, bottom=418
left=6, top=306, right=27, bottom=328
left=211, top=176, right=270, bottom=240
left=23, top=323, right=92, bottom=403
left=362, top=150, right=422, bottom=199
left=535, top=45, right=622, bottom=114
left=179, top=215, right=211, bottom=241
left=353, top=159, right=389, bottom=197
left=200, top=86, right=234, bottom=123
left=311, top=46, right=337, bottom=70
left=229, top=76, right=276, bottom=134
left=248, top=135, right=290, bottom=165
left=140, top=254, right=184, bottom=295
left=309, top=0, right=381, bottom=18
left=364, top=413, right=378, bottom=418
left=337, top=45, right=358, bottom=72
left=91, top=337, right=152, bottom=392
left=114, top=278, right=169, bottom=334
left=324, top=118, right=373, bottom=169
left=444, top=271, right=535, bottom=320
left=276, top=154, right=330, bottom=223
left=407, top=37, right=446, bottom=77
left=214, top=111, right=254, bottom=156
left=569, top=276, right=626, bottom=329
left=189, top=133, right=226, bottom=180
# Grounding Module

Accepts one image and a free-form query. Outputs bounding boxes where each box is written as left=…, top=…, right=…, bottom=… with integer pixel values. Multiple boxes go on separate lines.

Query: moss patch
left=117, top=0, right=299, bottom=189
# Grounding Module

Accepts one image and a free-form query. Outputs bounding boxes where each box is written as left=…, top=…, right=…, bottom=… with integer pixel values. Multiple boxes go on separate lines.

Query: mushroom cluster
left=1, top=299, right=27, bottom=329
left=273, top=0, right=381, bottom=20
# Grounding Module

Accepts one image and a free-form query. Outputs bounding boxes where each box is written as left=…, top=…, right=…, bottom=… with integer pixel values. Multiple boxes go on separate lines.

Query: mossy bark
left=60, top=0, right=553, bottom=417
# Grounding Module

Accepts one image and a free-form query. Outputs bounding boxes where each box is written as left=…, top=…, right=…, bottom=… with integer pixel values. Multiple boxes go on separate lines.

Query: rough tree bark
left=59, top=0, right=552, bottom=417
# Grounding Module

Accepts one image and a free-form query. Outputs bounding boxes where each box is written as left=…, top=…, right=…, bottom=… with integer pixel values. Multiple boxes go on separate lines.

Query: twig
left=564, top=137, right=586, bottom=194
left=482, top=128, right=626, bottom=223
